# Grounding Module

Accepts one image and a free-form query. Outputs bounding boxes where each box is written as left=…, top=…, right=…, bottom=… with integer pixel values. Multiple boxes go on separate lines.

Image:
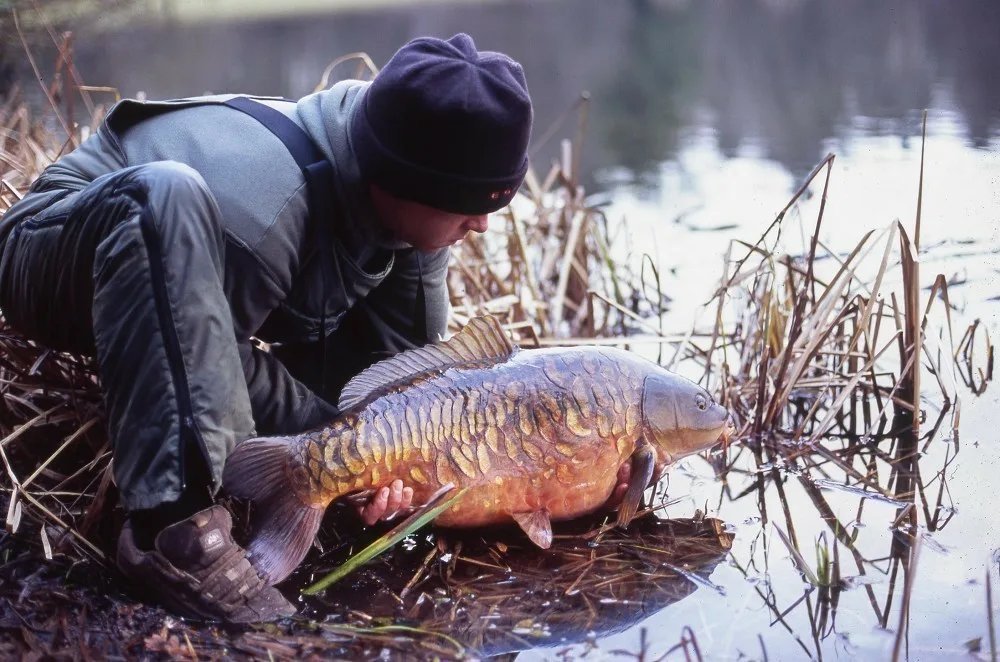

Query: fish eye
left=695, top=394, right=708, bottom=411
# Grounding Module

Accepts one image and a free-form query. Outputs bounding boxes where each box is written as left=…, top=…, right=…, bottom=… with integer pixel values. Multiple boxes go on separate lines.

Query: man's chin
left=413, top=242, right=448, bottom=253
left=409, top=236, right=466, bottom=252
left=432, top=238, right=465, bottom=251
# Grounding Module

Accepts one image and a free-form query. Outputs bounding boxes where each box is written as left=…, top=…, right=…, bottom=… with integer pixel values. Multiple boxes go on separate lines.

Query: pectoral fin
left=616, top=442, right=657, bottom=528
left=512, top=509, right=553, bottom=549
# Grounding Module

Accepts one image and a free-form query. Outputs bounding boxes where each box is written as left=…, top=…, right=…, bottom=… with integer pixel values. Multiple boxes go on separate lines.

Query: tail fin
left=223, top=436, right=324, bottom=585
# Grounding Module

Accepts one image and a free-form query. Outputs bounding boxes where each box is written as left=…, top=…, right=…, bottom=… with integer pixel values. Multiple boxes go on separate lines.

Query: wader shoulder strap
left=221, top=97, right=333, bottom=216
left=222, top=97, right=341, bottom=397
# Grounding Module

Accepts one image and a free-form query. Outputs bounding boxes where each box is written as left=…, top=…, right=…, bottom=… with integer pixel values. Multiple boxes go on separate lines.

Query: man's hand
left=605, top=459, right=665, bottom=509
left=357, top=479, right=414, bottom=526
left=605, top=462, right=632, bottom=508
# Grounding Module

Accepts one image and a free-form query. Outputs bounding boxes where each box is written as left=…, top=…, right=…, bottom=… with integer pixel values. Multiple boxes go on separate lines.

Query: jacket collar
left=295, top=81, right=410, bottom=256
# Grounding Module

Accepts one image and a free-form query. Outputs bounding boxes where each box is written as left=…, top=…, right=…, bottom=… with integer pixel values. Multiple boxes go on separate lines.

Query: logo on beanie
left=490, top=188, right=514, bottom=201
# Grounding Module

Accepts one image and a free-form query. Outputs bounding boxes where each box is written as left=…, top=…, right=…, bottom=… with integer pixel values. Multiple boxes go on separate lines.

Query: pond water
left=8, top=0, right=1000, bottom=659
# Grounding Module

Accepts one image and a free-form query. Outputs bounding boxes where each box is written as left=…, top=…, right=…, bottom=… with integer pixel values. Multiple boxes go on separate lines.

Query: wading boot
left=116, top=505, right=296, bottom=623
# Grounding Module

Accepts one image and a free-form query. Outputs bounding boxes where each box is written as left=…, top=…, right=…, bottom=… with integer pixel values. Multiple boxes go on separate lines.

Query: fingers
left=346, top=489, right=374, bottom=508
left=399, top=485, right=414, bottom=512
left=358, top=480, right=417, bottom=526
left=606, top=481, right=629, bottom=507
left=360, top=485, right=390, bottom=526
left=383, top=480, right=415, bottom=522
left=385, top=479, right=404, bottom=514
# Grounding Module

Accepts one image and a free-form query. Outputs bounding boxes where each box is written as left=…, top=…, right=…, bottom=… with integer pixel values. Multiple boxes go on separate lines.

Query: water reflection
left=6, top=0, right=998, bottom=191
left=716, top=406, right=958, bottom=658
left=590, top=0, right=701, bottom=190
left=294, top=515, right=733, bottom=657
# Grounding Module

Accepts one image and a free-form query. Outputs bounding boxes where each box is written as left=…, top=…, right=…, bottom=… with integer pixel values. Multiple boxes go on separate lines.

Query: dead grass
left=292, top=513, right=731, bottom=658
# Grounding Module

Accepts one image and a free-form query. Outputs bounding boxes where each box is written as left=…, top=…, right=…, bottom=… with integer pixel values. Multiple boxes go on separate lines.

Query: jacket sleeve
left=225, top=237, right=340, bottom=436
left=238, top=341, right=340, bottom=435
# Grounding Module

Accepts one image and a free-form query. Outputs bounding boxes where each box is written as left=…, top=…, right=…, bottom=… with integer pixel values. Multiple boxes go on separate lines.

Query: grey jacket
left=2, top=81, right=450, bottom=435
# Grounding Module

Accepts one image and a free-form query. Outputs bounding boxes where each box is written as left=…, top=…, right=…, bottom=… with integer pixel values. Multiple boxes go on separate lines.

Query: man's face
left=370, top=185, right=489, bottom=252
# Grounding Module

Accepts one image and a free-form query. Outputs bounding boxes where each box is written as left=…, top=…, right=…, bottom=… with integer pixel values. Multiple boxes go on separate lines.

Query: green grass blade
left=302, top=484, right=466, bottom=595
left=773, top=523, right=821, bottom=587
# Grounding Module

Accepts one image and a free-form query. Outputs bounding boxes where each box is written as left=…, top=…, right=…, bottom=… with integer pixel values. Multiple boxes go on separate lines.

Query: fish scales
left=343, top=428, right=365, bottom=475
left=372, top=410, right=394, bottom=470
left=466, top=389, right=483, bottom=435
left=403, top=407, right=419, bottom=454
left=428, top=398, right=443, bottom=445
left=415, top=402, right=430, bottom=454
left=454, top=395, right=470, bottom=445
left=298, top=349, right=642, bottom=526
left=493, top=399, right=509, bottom=428
left=483, top=423, right=501, bottom=454
left=502, top=427, right=522, bottom=465
left=387, top=408, right=405, bottom=463
left=440, top=389, right=455, bottom=442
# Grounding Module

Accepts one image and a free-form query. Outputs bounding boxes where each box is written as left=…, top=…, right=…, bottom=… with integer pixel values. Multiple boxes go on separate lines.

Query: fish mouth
left=718, top=417, right=737, bottom=451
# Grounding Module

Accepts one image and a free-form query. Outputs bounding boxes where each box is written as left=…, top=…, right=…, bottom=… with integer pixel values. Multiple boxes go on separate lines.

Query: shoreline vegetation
left=148, top=0, right=511, bottom=25
left=7, top=0, right=515, bottom=31
left=0, top=27, right=994, bottom=660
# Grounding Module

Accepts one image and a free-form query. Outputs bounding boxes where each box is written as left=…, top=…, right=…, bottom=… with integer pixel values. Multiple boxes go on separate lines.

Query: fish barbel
left=224, top=316, right=733, bottom=584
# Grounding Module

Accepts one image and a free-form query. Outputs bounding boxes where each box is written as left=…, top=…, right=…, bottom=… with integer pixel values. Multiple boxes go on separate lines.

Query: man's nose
left=466, top=214, right=489, bottom=234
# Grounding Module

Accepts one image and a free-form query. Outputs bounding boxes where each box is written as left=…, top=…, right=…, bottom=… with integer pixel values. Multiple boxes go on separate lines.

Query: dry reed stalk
left=450, top=157, right=645, bottom=342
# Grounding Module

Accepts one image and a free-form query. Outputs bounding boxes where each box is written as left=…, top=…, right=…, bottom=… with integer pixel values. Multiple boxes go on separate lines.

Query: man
left=0, top=33, right=532, bottom=622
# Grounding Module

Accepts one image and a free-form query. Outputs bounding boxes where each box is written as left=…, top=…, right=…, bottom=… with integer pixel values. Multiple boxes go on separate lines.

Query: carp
left=223, top=315, right=733, bottom=584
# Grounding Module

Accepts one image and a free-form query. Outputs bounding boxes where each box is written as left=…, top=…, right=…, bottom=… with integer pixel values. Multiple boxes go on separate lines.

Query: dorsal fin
left=337, top=315, right=518, bottom=412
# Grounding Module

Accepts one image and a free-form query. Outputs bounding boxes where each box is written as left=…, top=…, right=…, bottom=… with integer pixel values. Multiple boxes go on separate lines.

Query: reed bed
left=449, top=114, right=993, bottom=659
left=674, top=147, right=992, bottom=659
left=0, top=32, right=994, bottom=660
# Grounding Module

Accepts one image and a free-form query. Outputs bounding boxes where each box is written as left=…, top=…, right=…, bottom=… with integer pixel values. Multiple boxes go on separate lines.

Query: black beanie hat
left=350, top=33, right=533, bottom=215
